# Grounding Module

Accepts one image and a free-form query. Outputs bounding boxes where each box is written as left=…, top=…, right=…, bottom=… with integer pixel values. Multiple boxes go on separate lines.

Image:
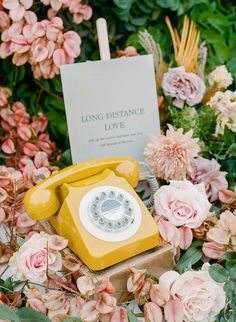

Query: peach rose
left=160, top=269, right=226, bottom=322
left=154, top=180, right=211, bottom=228
left=9, top=232, right=67, bottom=283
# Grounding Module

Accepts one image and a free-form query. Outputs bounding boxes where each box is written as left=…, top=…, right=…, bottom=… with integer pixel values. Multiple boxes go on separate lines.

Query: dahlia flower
left=144, top=125, right=200, bottom=180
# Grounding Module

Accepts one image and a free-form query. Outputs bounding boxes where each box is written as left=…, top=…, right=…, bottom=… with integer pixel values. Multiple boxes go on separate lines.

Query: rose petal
left=111, top=308, right=128, bottom=322
left=178, top=227, right=193, bottom=250
left=144, top=302, right=163, bottom=322
left=202, top=241, right=226, bottom=259
left=157, top=217, right=176, bottom=243
left=150, top=284, right=170, bottom=307
left=159, top=271, right=180, bottom=292
left=164, top=299, right=184, bottom=322
left=48, top=234, right=68, bottom=250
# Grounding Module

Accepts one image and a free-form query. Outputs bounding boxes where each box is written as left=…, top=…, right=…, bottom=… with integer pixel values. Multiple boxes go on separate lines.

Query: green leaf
left=4, top=277, right=13, bottom=292
left=61, top=149, right=72, bottom=166
left=223, top=126, right=235, bottom=146
left=17, top=307, right=50, bottom=322
left=63, top=318, right=82, bottom=322
left=113, top=0, right=134, bottom=10
left=228, top=143, right=236, bottom=156
left=209, top=264, right=229, bottom=283
left=224, top=280, right=236, bottom=297
left=229, top=265, right=236, bottom=281
left=221, top=252, right=236, bottom=261
left=17, top=236, right=25, bottom=247
left=127, top=309, right=138, bottom=322
left=0, top=304, right=21, bottom=322
left=176, top=247, right=202, bottom=271
left=226, top=259, right=236, bottom=270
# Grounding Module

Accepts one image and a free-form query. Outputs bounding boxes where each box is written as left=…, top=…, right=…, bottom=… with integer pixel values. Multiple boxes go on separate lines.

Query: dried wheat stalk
left=165, top=15, right=200, bottom=73
left=138, top=29, right=168, bottom=88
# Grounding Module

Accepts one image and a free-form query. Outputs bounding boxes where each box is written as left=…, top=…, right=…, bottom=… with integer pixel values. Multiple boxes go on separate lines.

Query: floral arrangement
left=0, top=3, right=235, bottom=322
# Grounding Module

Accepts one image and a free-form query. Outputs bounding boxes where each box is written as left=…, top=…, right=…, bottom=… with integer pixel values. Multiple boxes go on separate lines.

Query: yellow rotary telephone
left=24, top=157, right=159, bottom=270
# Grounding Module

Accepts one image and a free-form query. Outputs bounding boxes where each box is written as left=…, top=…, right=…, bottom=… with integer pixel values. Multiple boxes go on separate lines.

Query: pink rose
left=9, top=232, right=67, bottom=283
left=154, top=180, right=211, bottom=228
left=160, top=269, right=226, bottom=322
left=190, top=157, right=228, bottom=202
left=162, top=66, right=205, bottom=108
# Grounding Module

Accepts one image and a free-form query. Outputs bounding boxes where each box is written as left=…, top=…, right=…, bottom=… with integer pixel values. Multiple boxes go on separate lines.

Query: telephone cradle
left=24, top=157, right=160, bottom=271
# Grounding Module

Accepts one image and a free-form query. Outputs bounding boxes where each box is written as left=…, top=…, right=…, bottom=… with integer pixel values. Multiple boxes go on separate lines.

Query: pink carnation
left=144, top=124, right=200, bottom=180
left=162, top=66, right=206, bottom=108
left=190, top=157, right=228, bottom=202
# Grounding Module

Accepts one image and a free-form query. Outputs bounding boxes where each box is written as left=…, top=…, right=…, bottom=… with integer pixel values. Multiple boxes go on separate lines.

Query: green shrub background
left=1, top=0, right=236, bottom=163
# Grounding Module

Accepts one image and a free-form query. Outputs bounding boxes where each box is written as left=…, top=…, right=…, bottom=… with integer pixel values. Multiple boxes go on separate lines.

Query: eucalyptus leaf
left=113, top=0, right=134, bottom=10
left=229, top=265, right=236, bottom=281
left=0, top=304, right=21, bottom=322
left=176, top=247, right=202, bottom=271
left=209, top=264, right=229, bottom=283
left=63, top=318, right=82, bottom=322
left=127, top=309, right=138, bottom=322
left=228, top=143, right=236, bottom=156
left=17, top=307, right=50, bottom=322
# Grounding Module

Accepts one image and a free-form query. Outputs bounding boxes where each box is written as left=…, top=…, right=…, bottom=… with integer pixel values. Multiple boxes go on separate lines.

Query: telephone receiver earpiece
left=24, top=157, right=139, bottom=220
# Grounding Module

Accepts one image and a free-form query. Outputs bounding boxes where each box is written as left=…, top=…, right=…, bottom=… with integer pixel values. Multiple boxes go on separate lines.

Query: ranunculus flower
left=154, top=180, right=211, bottom=228
left=9, top=232, right=67, bottom=283
left=208, top=65, right=233, bottom=89
left=162, top=66, right=205, bottom=108
left=162, top=269, right=226, bottom=322
left=190, top=157, right=228, bottom=202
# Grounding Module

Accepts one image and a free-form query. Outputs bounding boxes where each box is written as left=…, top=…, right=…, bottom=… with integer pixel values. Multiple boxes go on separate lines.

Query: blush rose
left=162, top=66, right=206, bottom=108
left=9, top=232, right=67, bottom=283
left=154, top=180, right=211, bottom=228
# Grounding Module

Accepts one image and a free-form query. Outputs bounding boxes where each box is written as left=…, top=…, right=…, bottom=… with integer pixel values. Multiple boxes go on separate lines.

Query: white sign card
left=60, top=55, right=160, bottom=163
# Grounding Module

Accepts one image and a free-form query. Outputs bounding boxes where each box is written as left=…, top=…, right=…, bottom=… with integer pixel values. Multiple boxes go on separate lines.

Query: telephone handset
left=24, top=157, right=159, bottom=270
